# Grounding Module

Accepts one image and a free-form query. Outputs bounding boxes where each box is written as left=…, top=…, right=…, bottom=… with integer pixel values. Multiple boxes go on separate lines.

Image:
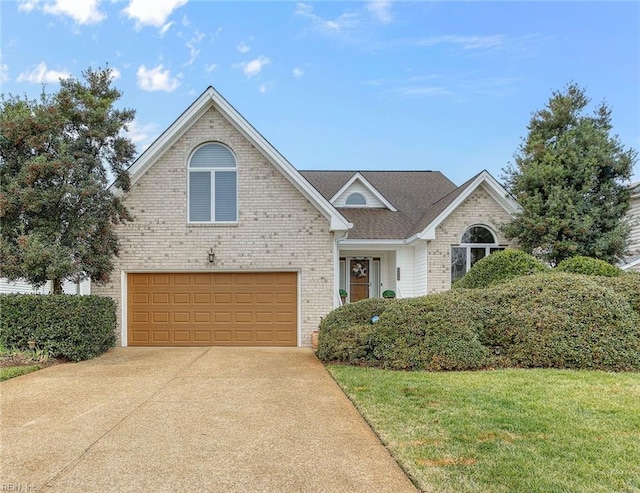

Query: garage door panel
left=128, top=272, right=297, bottom=347
left=173, top=293, right=190, bottom=304
left=194, top=331, right=211, bottom=342
left=152, top=274, right=170, bottom=286
left=194, top=312, right=211, bottom=323
left=152, top=293, right=170, bottom=304
left=214, top=311, right=232, bottom=323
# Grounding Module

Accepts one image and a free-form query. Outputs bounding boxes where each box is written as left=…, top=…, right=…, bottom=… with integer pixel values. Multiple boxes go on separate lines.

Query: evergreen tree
left=0, top=67, right=135, bottom=293
left=501, top=83, right=637, bottom=265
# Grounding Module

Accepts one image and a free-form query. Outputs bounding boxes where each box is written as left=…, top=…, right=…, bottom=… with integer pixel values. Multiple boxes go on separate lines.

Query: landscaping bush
left=0, top=294, right=116, bottom=361
left=368, top=292, right=491, bottom=371
left=600, top=272, right=640, bottom=315
left=316, top=298, right=392, bottom=363
left=471, top=273, right=640, bottom=370
left=318, top=272, right=640, bottom=372
left=453, top=248, right=548, bottom=289
left=555, top=256, right=622, bottom=277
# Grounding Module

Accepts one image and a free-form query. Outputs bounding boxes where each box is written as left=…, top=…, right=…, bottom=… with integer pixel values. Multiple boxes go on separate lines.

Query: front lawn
left=328, top=366, right=640, bottom=493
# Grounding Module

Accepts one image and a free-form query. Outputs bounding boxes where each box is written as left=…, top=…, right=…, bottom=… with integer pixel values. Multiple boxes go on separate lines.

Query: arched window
left=345, top=192, right=367, bottom=206
left=188, top=143, right=237, bottom=223
left=451, top=225, right=504, bottom=283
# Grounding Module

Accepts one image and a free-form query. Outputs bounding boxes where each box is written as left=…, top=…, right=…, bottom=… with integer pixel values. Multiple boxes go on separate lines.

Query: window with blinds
left=188, top=143, right=238, bottom=223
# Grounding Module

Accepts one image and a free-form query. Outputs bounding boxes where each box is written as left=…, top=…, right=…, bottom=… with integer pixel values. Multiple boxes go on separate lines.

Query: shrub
left=0, top=294, right=116, bottom=361
left=471, top=273, right=640, bottom=371
left=368, top=292, right=491, bottom=371
left=453, top=249, right=548, bottom=289
left=317, top=298, right=392, bottom=363
left=555, top=256, right=622, bottom=277
left=317, top=272, right=640, bottom=372
left=600, top=272, right=640, bottom=315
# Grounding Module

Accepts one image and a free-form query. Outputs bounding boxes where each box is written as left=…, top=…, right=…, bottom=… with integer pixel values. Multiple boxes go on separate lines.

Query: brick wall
left=93, top=105, right=335, bottom=347
left=426, top=184, right=517, bottom=294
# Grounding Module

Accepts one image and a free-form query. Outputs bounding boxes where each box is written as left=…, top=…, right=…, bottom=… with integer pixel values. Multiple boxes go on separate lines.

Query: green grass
left=328, top=366, right=640, bottom=493
left=0, top=365, right=41, bottom=381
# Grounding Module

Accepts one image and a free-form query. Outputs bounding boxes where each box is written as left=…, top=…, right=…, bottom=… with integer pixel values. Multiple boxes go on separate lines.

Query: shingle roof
left=300, top=170, right=462, bottom=239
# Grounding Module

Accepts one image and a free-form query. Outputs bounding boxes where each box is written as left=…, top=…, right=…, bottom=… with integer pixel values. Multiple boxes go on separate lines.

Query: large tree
left=501, top=83, right=637, bottom=266
left=0, top=67, right=135, bottom=293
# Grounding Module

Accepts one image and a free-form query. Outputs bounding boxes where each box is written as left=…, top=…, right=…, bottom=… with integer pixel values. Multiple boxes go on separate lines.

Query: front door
left=349, top=259, right=370, bottom=302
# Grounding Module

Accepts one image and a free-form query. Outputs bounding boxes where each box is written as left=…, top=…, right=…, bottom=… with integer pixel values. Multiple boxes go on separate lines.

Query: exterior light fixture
left=208, top=249, right=215, bottom=263
left=397, top=267, right=401, bottom=281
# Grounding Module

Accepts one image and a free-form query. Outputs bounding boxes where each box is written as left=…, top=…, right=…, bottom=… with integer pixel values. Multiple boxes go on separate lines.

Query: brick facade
left=426, top=184, right=517, bottom=293
left=93, top=106, right=335, bottom=347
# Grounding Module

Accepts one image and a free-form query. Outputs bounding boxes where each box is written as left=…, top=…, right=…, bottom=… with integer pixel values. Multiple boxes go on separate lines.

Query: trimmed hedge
left=470, top=273, right=640, bottom=371
left=453, top=249, right=548, bottom=289
left=318, top=273, right=640, bottom=372
left=316, top=298, right=392, bottom=364
left=600, top=272, right=640, bottom=315
left=0, top=294, right=116, bottom=361
left=556, top=256, right=622, bottom=277
left=367, top=292, right=491, bottom=371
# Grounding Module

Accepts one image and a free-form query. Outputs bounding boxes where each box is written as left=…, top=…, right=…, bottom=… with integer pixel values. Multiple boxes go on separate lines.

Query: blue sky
left=1, top=0, right=639, bottom=185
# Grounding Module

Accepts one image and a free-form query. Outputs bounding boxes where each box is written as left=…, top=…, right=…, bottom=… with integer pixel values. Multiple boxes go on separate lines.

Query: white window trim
left=344, top=192, right=367, bottom=207
left=451, top=225, right=504, bottom=281
left=187, top=143, right=238, bottom=224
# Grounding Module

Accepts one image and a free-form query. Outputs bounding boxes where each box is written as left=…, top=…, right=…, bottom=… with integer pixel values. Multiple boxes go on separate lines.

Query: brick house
left=93, top=86, right=520, bottom=348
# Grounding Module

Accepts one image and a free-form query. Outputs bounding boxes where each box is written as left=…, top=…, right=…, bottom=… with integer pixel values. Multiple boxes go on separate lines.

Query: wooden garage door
left=127, top=272, right=297, bottom=346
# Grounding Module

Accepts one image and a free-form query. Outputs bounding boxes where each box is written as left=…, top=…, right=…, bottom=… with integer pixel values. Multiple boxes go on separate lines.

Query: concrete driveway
left=1, top=347, right=417, bottom=492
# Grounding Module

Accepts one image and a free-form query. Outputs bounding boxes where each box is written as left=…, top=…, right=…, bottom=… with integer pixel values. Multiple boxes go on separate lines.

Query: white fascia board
left=338, top=238, right=408, bottom=249
left=329, top=172, right=398, bottom=211
left=113, top=90, right=214, bottom=197
left=116, top=87, right=351, bottom=232
left=194, top=88, right=351, bottom=232
left=418, top=170, right=521, bottom=240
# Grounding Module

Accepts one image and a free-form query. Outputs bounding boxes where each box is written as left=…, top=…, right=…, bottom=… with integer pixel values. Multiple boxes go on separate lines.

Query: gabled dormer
left=330, top=172, right=397, bottom=210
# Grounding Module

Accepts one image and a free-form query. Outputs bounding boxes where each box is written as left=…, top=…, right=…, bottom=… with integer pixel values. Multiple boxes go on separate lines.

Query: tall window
left=188, top=143, right=237, bottom=223
left=451, top=225, right=504, bottom=283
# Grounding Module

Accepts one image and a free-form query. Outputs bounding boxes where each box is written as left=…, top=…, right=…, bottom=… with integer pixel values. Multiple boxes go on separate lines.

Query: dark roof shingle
left=300, top=170, right=462, bottom=239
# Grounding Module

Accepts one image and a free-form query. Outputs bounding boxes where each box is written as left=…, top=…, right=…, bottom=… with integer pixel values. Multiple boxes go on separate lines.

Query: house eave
left=117, top=86, right=351, bottom=232
left=417, top=170, right=520, bottom=240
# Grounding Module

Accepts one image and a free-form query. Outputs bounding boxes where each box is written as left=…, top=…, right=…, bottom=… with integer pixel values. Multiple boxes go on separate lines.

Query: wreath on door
left=351, top=262, right=367, bottom=278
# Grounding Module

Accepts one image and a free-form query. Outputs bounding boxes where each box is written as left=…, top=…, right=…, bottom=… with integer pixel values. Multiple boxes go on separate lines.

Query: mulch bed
left=0, top=353, right=67, bottom=368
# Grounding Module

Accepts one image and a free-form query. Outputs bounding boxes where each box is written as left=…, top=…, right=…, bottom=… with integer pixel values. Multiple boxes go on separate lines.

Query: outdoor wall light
left=397, top=267, right=401, bottom=281
left=208, top=249, right=215, bottom=263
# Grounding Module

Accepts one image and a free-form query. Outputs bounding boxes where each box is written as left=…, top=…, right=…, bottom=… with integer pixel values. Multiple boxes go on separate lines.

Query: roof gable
left=416, top=170, right=521, bottom=240
left=330, top=172, right=397, bottom=210
left=122, top=87, right=351, bottom=232
left=301, top=171, right=458, bottom=239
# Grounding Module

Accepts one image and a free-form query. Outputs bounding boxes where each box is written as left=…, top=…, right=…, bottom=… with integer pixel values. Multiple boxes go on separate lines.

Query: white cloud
left=367, top=0, right=393, bottom=24
left=125, top=119, right=160, bottom=153
left=16, top=62, right=71, bottom=84
left=17, top=0, right=39, bottom=13
left=185, top=31, right=205, bottom=66
left=237, top=42, right=250, bottom=54
left=292, top=67, right=304, bottom=78
left=258, top=84, right=268, bottom=94
left=0, top=64, right=8, bottom=84
left=108, top=67, right=121, bottom=80
left=159, top=21, right=174, bottom=37
left=416, top=35, right=505, bottom=50
left=44, top=0, right=105, bottom=24
left=234, top=56, right=271, bottom=78
left=123, top=0, right=188, bottom=29
left=294, top=3, right=359, bottom=33
left=18, top=0, right=105, bottom=24
left=136, top=64, right=181, bottom=92
left=204, top=63, right=217, bottom=73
